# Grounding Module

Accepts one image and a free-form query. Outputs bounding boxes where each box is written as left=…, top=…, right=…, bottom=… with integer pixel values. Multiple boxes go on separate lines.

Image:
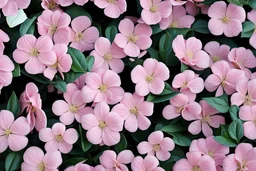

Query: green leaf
left=7, top=91, right=20, bottom=117
left=147, top=92, right=179, bottom=103
left=105, top=25, right=118, bottom=42
left=181, top=63, right=188, bottom=72
left=114, top=133, right=127, bottom=153
left=202, top=94, right=229, bottom=113
left=229, top=105, right=239, bottom=121
left=227, top=0, right=243, bottom=6
left=68, top=47, right=87, bottom=73
left=249, top=0, right=256, bottom=9
left=19, top=16, right=37, bottom=36
left=64, top=72, right=84, bottom=84
left=79, top=125, right=92, bottom=152
left=201, top=0, right=216, bottom=5
left=170, top=132, right=192, bottom=146
left=21, top=69, right=50, bottom=84
left=62, top=157, right=86, bottom=169
left=241, top=21, right=254, bottom=38
left=160, top=82, right=174, bottom=95
left=161, top=121, right=187, bottom=133
left=86, top=55, right=95, bottom=72
left=151, top=24, right=163, bottom=35
left=12, top=63, right=20, bottom=77
left=147, top=48, right=160, bottom=60
left=192, top=19, right=210, bottom=34
left=228, top=119, right=243, bottom=143
left=65, top=5, right=92, bottom=20
left=52, top=80, right=67, bottom=92
left=168, top=147, right=185, bottom=162
left=5, top=152, right=22, bottom=171
left=214, top=134, right=237, bottom=147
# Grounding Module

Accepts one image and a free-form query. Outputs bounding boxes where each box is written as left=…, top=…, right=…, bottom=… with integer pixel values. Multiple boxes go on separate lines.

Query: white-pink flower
left=65, top=162, right=94, bottom=171
left=0, top=0, right=31, bottom=16
left=131, top=155, right=164, bottom=171
left=81, top=102, right=123, bottom=146
left=94, top=0, right=127, bottom=18
left=0, top=54, right=14, bottom=90
left=248, top=10, right=256, bottom=49
left=39, top=122, right=78, bottom=154
left=239, top=105, right=256, bottom=140
left=58, top=0, right=88, bottom=6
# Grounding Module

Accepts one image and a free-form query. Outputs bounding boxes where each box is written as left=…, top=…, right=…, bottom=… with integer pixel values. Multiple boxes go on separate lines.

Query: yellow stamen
left=55, top=134, right=63, bottom=142
left=150, top=5, right=158, bottom=12
left=130, top=107, right=138, bottom=115
left=4, top=129, right=11, bottom=136
left=170, top=21, right=179, bottom=28
left=104, top=53, right=112, bottom=61
left=201, top=116, right=211, bottom=123
left=99, top=121, right=107, bottom=129
left=145, top=75, right=154, bottom=83
left=208, top=151, right=214, bottom=158
left=69, top=105, right=78, bottom=113
left=212, top=56, right=220, bottom=62
left=153, top=144, right=160, bottom=151
left=222, top=16, right=229, bottom=24
left=99, top=84, right=107, bottom=92
left=186, top=50, right=193, bottom=59
left=50, top=25, right=57, bottom=34
left=47, top=1, right=57, bottom=10
left=192, top=166, right=201, bottom=171
left=30, top=48, right=39, bottom=57
left=128, top=34, right=138, bottom=43
left=237, top=160, right=247, bottom=171
left=38, top=162, right=46, bottom=171
left=108, top=0, right=116, bottom=4
left=244, top=95, right=253, bottom=106
left=75, top=33, right=84, bottom=42
left=176, top=106, right=184, bottom=113
left=51, top=62, right=59, bottom=69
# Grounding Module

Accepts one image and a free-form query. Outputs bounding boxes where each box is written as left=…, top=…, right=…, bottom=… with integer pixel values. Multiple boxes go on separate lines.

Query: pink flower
left=94, top=0, right=126, bottom=18
left=223, top=143, right=256, bottom=171
left=52, top=83, right=93, bottom=125
left=231, top=79, right=256, bottom=106
left=99, top=150, right=134, bottom=171
left=131, top=155, right=164, bottom=171
left=248, top=10, right=256, bottom=49
left=173, top=151, right=216, bottom=171
left=204, top=41, right=230, bottom=65
left=0, top=110, right=30, bottom=153
left=58, top=0, right=88, bottom=6
left=190, top=136, right=229, bottom=167
left=131, top=58, right=169, bottom=96
left=208, top=1, right=246, bottom=37
left=94, top=165, right=107, bottom=171
left=21, top=146, right=62, bottom=171
left=82, top=69, right=124, bottom=105
left=91, top=37, right=126, bottom=73
left=37, top=10, right=71, bottom=44
left=0, top=0, right=31, bottom=16
left=82, top=102, right=123, bottom=146
left=41, top=0, right=61, bottom=11
left=65, top=162, right=94, bottom=171
left=19, top=82, right=47, bottom=131
left=114, top=19, right=152, bottom=57
left=39, top=122, right=78, bottom=154
left=13, top=35, right=56, bottom=74
left=44, top=44, right=72, bottom=81
left=0, top=54, right=14, bottom=90
left=185, top=1, right=209, bottom=16
left=188, top=100, right=225, bottom=137
left=172, top=35, right=210, bottom=70
left=112, top=92, right=153, bottom=132
left=74, top=73, right=87, bottom=90
left=0, top=29, right=9, bottom=54
left=159, top=6, right=195, bottom=30
left=170, top=0, right=186, bottom=6
left=70, top=16, right=99, bottom=52
left=140, top=0, right=172, bottom=25
left=239, top=105, right=256, bottom=140
left=172, top=70, right=204, bottom=101
left=205, top=60, right=245, bottom=96
left=137, top=131, right=175, bottom=161
left=162, top=93, right=202, bottom=121
left=228, top=47, right=256, bottom=78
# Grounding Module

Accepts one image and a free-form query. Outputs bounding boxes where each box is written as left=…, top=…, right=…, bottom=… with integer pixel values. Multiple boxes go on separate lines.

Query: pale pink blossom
left=205, top=60, right=245, bottom=96
left=74, top=73, right=87, bottom=90
left=131, top=58, right=169, bottom=96
left=228, top=47, right=256, bottom=78
left=94, top=165, right=107, bottom=171
left=170, top=0, right=204, bottom=6
left=131, top=155, right=164, bottom=171
left=39, top=122, right=78, bottom=154
left=13, top=35, right=56, bottom=74
left=190, top=136, right=229, bottom=167
left=41, top=0, right=61, bottom=11
left=188, top=100, right=225, bottom=137
left=37, top=10, right=71, bottom=44
left=0, top=110, right=30, bottom=153
left=172, top=70, right=204, bottom=101
left=94, top=0, right=127, bottom=18
left=0, top=29, right=10, bottom=54
left=0, top=54, right=14, bottom=90
left=173, top=151, right=216, bottom=171
left=81, top=102, right=123, bottom=146
left=172, top=35, right=210, bottom=70
left=112, top=92, right=154, bottom=132
left=91, top=37, right=126, bottom=73
left=185, top=1, right=209, bottom=16
left=208, top=1, right=246, bottom=37
left=99, top=150, right=134, bottom=171
left=52, top=83, right=93, bottom=125
left=162, top=93, right=202, bottom=121
left=140, top=0, right=172, bottom=25
left=159, top=6, right=195, bottom=30
left=239, top=105, right=256, bottom=140
left=0, top=0, right=31, bottom=16
left=223, top=143, right=256, bottom=171
left=204, top=41, right=230, bottom=65
left=231, top=79, right=256, bottom=106
left=114, top=19, right=152, bottom=57
left=65, top=162, right=93, bottom=171
left=70, top=16, right=99, bottom=52
left=137, top=131, right=175, bottom=161
left=248, top=10, right=256, bottom=49
left=21, top=146, right=62, bottom=171
left=58, top=0, right=88, bottom=6
left=82, top=69, right=124, bottom=105
left=44, top=44, right=72, bottom=81
left=19, top=82, right=47, bottom=131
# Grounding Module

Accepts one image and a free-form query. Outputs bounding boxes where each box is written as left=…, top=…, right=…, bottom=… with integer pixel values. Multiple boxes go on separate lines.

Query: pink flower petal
left=39, top=128, right=55, bottom=142
left=43, top=151, right=62, bottom=168
left=125, top=114, right=138, bottom=132
left=63, top=128, right=78, bottom=144
left=118, top=19, right=134, bottom=36
left=8, top=134, right=28, bottom=151
left=71, top=16, right=91, bottom=33
left=23, top=147, right=44, bottom=166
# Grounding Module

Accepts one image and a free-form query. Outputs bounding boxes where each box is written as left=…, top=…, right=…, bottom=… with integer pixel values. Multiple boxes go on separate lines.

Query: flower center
left=99, top=121, right=107, bottom=129
left=47, top=0, right=57, bottom=10
left=30, top=48, right=39, bottom=57
left=181, top=82, right=188, bottom=89
left=222, top=16, right=229, bottom=24
left=99, top=84, right=107, bottom=92
left=202, top=116, right=211, bottom=123
left=153, top=144, right=160, bottom=151
left=170, top=21, right=178, bottom=28
left=104, top=53, right=112, bottom=61
left=55, top=134, right=63, bottom=142
left=128, top=34, right=138, bottom=43
left=212, top=55, right=220, bottom=62
left=69, top=105, right=78, bottom=113
left=38, top=162, right=46, bottom=171
left=130, top=107, right=138, bottom=115
left=108, top=0, right=116, bottom=3
left=150, top=5, right=158, bottom=12
left=176, top=106, right=185, bottom=113
left=244, top=94, right=253, bottom=106
left=237, top=160, right=247, bottom=171
left=221, top=79, right=227, bottom=87
left=75, top=33, right=84, bottom=42
left=50, top=25, right=57, bottom=34
left=186, top=50, right=193, bottom=59
left=208, top=151, right=214, bottom=158
left=192, top=166, right=201, bottom=171
left=4, top=129, right=11, bottom=136
left=51, top=62, right=59, bottom=69
left=145, top=75, right=154, bottom=83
